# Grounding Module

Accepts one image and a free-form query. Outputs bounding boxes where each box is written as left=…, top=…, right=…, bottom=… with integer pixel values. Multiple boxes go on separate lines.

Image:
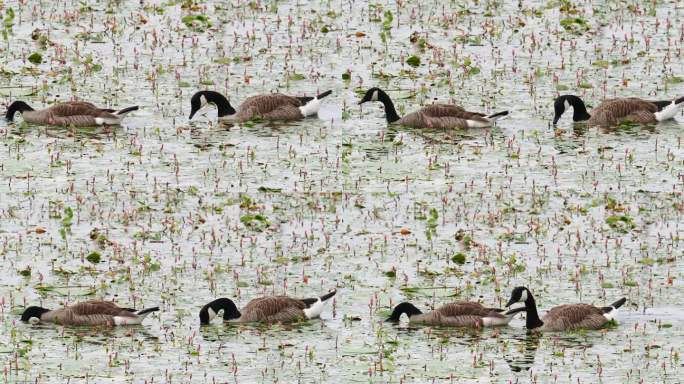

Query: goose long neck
left=569, top=96, right=591, bottom=121
left=524, top=294, right=544, bottom=330
left=378, top=92, right=401, bottom=123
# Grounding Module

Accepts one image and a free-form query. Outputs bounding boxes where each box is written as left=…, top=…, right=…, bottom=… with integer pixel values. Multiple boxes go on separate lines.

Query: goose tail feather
left=487, top=110, right=509, bottom=120
left=136, top=307, right=160, bottom=318
left=116, top=106, right=139, bottom=115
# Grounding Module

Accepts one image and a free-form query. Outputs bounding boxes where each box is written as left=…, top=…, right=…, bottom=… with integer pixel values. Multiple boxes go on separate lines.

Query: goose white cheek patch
left=207, top=307, right=217, bottom=321
left=29, top=317, right=41, bottom=324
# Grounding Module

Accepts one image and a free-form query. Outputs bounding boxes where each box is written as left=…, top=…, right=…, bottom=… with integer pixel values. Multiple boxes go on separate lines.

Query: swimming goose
left=199, top=289, right=336, bottom=325
left=505, top=286, right=627, bottom=332
left=20, top=300, right=159, bottom=326
left=385, top=301, right=526, bottom=327
left=358, top=87, right=508, bottom=129
left=553, top=94, right=684, bottom=126
left=6, top=101, right=138, bottom=127
left=188, top=89, right=333, bottom=123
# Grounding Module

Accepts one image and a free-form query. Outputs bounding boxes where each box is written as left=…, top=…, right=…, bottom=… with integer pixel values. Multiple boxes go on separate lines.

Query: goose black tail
left=319, top=289, right=337, bottom=302
left=301, top=289, right=337, bottom=307
left=116, top=106, right=139, bottom=115
left=316, top=90, right=333, bottom=100
left=487, top=110, right=509, bottom=120
left=602, top=298, right=626, bottom=313
left=136, top=307, right=160, bottom=316
left=652, top=97, right=684, bottom=111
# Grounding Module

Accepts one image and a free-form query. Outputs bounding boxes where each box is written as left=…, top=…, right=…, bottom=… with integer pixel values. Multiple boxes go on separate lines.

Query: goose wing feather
left=421, top=104, right=487, bottom=120
left=436, top=302, right=504, bottom=318
left=542, top=304, right=608, bottom=331
left=239, top=296, right=307, bottom=322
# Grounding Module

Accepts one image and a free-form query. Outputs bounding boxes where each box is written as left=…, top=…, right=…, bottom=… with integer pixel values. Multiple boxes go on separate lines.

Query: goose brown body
left=237, top=296, right=310, bottom=322
left=234, top=94, right=309, bottom=122
left=538, top=304, right=614, bottom=331
left=386, top=301, right=525, bottom=328
left=410, top=302, right=508, bottom=327
left=587, top=98, right=660, bottom=126
left=506, top=286, right=627, bottom=332
left=199, top=290, right=336, bottom=325
left=358, top=88, right=508, bottom=129
left=397, top=104, right=490, bottom=129
left=553, top=94, right=684, bottom=127
left=188, top=90, right=332, bottom=123
left=7, top=101, right=137, bottom=127
left=22, top=300, right=158, bottom=326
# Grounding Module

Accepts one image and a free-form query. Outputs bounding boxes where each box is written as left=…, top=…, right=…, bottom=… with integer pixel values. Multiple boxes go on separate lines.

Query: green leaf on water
left=592, top=60, right=609, bottom=68
left=406, top=55, right=421, bottom=67
left=27, top=52, right=42, bottom=64
left=451, top=253, right=466, bottom=265
left=86, top=251, right=101, bottom=264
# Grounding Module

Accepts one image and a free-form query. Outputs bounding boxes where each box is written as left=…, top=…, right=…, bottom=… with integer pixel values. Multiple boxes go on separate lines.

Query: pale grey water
left=0, top=0, right=683, bottom=383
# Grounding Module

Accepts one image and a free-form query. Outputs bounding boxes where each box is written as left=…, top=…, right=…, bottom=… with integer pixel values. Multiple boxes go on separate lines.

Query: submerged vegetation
left=0, top=0, right=683, bottom=383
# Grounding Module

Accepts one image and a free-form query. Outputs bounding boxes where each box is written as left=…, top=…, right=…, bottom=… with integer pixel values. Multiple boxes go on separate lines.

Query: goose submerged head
left=189, top=91, right=236, bottom=120
left=386, top=302, right=423, bottom=322
left=199, top=298, right=241, bottom=325
left=6, top=101, right=34, bottom=121
left=21, top=306, right=49, bottom=323
left=553, top=95, right=590, bottom=124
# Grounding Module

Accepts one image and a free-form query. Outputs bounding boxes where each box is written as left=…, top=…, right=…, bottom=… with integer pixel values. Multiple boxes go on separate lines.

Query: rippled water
left=1, top=0, right=683, bottom=383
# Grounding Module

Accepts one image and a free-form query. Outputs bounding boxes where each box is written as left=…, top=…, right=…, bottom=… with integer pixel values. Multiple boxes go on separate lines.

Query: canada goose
left=505, top=286, right=627, bottom=332
left=20, top=300, right=159, bottom=326
left=5, top=101, right=138, bottom=126
left=188, top=89, right=333, bottom=123
left=553, top=94, right=684, bottom=126
left=358, top=87, right=508, bottom=129
left=385, top=301, right=526, bottom=327
left=199, top=289, right=336, bottom=325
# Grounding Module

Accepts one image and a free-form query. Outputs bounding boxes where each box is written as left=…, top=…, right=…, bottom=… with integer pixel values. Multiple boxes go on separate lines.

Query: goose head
left=358, top=87, right=387, bottom=105
left=199, top=298, right=241, bottom=325
left=386, top=302, right=423, bottom=322
left=506, top=286, right=532, bottom=307
left=553, top=95, right=591, bottom=124
left=189, top=91, right=236, bottom=120
left=21, top=306, right=49, bottom=323
left=6, top=101, right=34, bottom=121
